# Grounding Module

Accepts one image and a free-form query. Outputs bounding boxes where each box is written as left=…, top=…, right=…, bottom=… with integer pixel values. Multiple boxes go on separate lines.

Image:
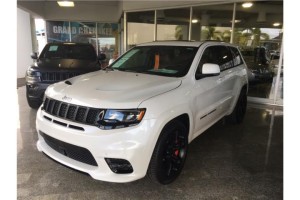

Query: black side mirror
left=98, top=53, right=106, bottom=61
left=31, top=52, right=38, bottom=59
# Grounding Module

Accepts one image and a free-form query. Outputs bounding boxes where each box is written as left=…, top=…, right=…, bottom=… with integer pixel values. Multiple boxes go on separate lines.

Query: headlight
left=26, top=70, right=41, bottom=76
left=98, top=109, right=146, bottom=130
left=26, top=70, right=41, bottom=83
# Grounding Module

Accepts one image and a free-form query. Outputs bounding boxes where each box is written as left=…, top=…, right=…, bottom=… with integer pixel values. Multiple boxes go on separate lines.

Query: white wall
left=17, top=8, right=33, bottom=78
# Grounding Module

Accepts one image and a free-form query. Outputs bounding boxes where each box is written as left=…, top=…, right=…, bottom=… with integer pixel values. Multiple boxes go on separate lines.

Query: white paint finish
left=17, top=8, right=33, bottom=78
left=37, top=41, right=248, bottom=183
left=45, top=70, right=181, bottom=109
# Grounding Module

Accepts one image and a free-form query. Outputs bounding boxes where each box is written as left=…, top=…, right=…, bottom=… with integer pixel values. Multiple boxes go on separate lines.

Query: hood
left=45, top=70, right=182, bottom=108
left=33, top=58, right=98, bottom=70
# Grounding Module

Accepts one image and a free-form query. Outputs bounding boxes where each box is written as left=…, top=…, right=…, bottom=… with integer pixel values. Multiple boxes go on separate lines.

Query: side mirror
left=31, top=52, right=38, bottom=59
left=202, top=63, right=220, bottom=75
left=108, top=58, right=115, bottom=65
left=98, top=53, right=106, bottom=61
left=196, top=63, right=220, bottom=80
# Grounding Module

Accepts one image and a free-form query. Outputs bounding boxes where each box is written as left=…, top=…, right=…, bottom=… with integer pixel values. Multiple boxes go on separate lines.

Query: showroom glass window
left=191, top=4, right=233, bottom=42
left=233, top=1, right=283, bottom=101
left=70, top=22, right=97, bottom=53
left=97, top=23, right=119, bottom=60
left=157, top=8, right=190, bottom=41
left=46, top=21, right=71, bottom=43
left=127, top=11, right=155, bottom=49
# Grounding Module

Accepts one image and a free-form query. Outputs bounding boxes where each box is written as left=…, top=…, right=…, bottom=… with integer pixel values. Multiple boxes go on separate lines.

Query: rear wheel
left=147, top=120, right=188, bottom=184
left=227, top=88, right=247, bottom=124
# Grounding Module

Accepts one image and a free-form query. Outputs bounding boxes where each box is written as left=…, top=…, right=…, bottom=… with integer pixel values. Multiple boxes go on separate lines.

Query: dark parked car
left=241, top=47, right=274, bottom=83
left=26, top=43, right=105, bottom=108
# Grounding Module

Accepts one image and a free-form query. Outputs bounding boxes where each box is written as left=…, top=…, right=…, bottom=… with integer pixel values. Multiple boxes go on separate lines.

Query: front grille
left=41, top=72, right=81, bottom=82
left=43, top=97, right=103, bottom=126
left=40, top=131, right=98, bottom=166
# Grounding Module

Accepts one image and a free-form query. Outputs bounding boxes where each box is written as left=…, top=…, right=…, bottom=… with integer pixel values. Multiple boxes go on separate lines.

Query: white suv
left=36, top=41, right=248, bottom=184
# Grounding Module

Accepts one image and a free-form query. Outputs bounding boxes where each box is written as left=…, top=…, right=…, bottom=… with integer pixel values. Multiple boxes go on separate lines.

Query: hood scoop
left=65, top=80, right=72, bottom=85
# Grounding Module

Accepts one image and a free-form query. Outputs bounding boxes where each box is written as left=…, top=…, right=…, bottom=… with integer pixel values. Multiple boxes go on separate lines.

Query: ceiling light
left=273, top=22, right=281, bottom=27
left=230, top=20, right=241, bottom=23
left=192, top=19, right=199, bottom=23
left=242, top=2, right=253, bottom=8
left=57, top=1, right=75, bottom=7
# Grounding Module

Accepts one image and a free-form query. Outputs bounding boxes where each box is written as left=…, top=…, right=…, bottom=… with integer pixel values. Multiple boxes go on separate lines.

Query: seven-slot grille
left=43, top=97, right=103, bottom=126
left=41, top=72, right=81, bottom=82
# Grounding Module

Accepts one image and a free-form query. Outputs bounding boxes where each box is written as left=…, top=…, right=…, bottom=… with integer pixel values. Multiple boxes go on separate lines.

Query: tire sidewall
left=148, top=120, right=188, bottom=184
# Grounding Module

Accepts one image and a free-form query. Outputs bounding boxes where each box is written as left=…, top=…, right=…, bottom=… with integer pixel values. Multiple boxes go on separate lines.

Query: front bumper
left=36, top=107, right=157, bottom=183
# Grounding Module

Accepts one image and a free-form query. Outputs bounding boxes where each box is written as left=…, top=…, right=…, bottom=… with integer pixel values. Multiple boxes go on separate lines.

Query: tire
left=26, top=89, right=42, bottom=109
left=147, top=120, right=188, bottom=185
left=227, top=88, right=247, bottom=124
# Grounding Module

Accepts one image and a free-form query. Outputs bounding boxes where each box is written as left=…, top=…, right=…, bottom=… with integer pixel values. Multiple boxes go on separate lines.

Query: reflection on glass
left=46, top=21, right=71, bottom=43
left=97, top=23, right=119, bottom=61
left=157, top=8, right=190, bottom=41
left=70, top=22, right=97, bottom=53
left=127, top=11, right=155, bottom=49
left=233, top=1, right=283, bottom=99
left=191, top=4, right=233, bottom=41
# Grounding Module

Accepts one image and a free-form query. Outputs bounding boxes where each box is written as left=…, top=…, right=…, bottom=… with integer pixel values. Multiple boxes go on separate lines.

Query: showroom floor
left=17, top=86, right=283, bottom=200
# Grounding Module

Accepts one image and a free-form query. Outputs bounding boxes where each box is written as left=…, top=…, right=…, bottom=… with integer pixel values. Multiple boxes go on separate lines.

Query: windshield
left=111, top=46, right=198, bottom=77
left=40, top=44, right=97, bottom=60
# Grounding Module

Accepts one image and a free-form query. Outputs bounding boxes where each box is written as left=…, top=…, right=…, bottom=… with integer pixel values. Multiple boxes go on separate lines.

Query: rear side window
left=230, top=47, right=243, bottom=66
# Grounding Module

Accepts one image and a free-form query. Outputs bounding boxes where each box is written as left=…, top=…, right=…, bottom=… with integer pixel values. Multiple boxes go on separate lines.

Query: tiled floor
left=17, top=86, right=283, bottom=200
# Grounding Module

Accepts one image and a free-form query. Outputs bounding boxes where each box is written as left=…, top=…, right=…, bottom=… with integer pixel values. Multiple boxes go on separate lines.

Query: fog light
left=105, top=158, right=133, bottom=174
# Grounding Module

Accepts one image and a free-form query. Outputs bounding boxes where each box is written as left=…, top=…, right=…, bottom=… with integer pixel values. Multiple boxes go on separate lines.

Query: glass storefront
left=45, top=21, right=119, bottom=62
left=127, top=11, right=155, bottom=49
left=156, top=8, right=190, bottom=41
left=234, top=1, right=283, bottom=102
left=124, top=1, right=283, bottom=105
left=191, top=4, right=234, bottom=42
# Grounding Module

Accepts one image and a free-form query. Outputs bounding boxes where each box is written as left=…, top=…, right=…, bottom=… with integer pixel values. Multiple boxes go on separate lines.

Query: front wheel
left=147, top=120, right=188, bottom=184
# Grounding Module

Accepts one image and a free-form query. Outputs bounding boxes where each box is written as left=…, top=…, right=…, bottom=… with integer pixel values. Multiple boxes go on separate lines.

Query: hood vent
left=65, top=80, right=72, bottom=85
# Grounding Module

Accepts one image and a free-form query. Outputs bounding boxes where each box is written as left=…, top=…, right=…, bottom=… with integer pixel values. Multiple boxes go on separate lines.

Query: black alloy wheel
left=147, top=120, right=188, bottom=184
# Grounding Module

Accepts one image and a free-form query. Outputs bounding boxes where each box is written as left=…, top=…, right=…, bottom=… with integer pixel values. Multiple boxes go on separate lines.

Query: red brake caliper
left=174, top=150, right=179, bottom=156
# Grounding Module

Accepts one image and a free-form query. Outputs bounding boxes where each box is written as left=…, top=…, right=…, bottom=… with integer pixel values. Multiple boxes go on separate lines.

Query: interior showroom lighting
left=57, top=1, right=75, bottom=7
left=242, top=2, right=253, bottom=8
left=273, top=22, right=281, bottom=27
left=192, top=19, right=199, bottom=23
left=230, top=20, right=241, bottom=23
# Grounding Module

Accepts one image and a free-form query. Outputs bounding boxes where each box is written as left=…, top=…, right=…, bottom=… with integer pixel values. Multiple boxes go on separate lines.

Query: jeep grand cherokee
left=36, top=41, right=248, bottom=184
left=26, top=43, right=105, bottom=108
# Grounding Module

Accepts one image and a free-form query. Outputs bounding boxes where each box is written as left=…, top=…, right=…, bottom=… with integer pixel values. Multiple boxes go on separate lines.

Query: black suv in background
left=26, top=43, right=105, bottom=108
left=241, top=47, right=274, bottom=83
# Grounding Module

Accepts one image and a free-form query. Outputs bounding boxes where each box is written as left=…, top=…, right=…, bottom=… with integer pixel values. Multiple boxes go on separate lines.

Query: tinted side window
left=216, top=46, right=233, bottom=71
left=196, top=45, right=233, bottom=74
left=230, top=47, right=243, bottom=66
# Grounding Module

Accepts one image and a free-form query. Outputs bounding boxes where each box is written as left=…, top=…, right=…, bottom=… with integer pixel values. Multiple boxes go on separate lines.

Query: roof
left=137, top=41, right=204, bottom=47
left=47, top=42, right=94, bottom=46
left=136, top=40, right=235, bottom=47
